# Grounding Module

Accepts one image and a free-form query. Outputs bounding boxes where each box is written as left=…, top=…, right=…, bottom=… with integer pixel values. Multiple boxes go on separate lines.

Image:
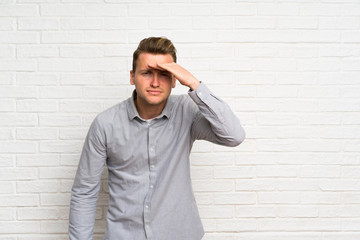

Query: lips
left=147, top=90, right=162, bottom=95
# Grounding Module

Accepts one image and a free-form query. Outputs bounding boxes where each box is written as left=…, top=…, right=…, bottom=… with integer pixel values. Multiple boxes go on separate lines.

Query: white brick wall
left=1, top=0, right=360, bottom=239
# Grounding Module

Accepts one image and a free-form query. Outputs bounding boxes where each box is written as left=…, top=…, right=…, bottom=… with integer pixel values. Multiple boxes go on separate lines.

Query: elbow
left=231, top=127, right=246, bottom=147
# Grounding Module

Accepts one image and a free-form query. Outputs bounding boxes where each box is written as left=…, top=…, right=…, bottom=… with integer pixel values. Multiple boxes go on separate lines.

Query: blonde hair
left=132, top=37, right=177, bottom=72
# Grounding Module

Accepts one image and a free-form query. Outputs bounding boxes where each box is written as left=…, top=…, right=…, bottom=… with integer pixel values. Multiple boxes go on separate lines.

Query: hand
left=148, top=62, right=200, bottom=91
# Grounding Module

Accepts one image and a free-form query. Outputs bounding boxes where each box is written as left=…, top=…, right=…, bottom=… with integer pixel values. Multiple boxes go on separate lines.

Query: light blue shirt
left=69, top=83, right=245, bottom=240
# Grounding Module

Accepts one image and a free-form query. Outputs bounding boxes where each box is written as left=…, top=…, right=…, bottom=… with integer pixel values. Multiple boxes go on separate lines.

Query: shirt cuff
left=188, top=82, right=211, bottom=104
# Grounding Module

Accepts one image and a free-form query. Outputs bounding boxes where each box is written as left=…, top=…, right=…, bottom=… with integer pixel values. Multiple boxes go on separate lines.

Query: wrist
left=189, top=80, right=200, bottom=91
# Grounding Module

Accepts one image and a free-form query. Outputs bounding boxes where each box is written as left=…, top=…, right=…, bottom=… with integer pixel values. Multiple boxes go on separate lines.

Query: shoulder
left=93, top=98, right=129, bottom=129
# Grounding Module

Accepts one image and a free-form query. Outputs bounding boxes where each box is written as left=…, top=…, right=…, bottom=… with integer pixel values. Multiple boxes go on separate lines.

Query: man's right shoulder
left=93, top=98, right=129, bottom=127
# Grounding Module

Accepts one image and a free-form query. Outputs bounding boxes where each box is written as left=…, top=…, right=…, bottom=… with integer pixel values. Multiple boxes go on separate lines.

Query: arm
left=151, top=62, right=245, bottom=146
left=69, top=118, right=107, bottom=239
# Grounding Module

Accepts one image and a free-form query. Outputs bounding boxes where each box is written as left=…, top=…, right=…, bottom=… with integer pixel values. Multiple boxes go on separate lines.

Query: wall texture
left=1, top=0, right=360, bottom=239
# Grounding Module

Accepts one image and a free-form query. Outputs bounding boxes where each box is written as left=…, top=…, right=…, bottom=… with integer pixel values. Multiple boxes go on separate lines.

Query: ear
left=130, top=70, right=135, bottom=85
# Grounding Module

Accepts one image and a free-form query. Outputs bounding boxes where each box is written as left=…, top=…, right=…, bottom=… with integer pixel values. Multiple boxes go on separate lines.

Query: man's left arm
left=152, top=62, right=245, bottom=146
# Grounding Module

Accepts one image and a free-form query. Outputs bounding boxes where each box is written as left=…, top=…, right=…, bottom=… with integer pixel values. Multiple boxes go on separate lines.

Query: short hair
left=132, top=37, right=177, bottom=72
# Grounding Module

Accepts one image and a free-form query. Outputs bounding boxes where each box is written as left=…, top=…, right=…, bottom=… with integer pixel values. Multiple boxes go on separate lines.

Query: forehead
left=136, top=53, right=174, bottom=69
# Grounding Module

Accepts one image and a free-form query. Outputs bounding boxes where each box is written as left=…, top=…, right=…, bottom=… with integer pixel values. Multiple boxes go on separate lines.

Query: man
left=69, top=37, right=245, bottom=240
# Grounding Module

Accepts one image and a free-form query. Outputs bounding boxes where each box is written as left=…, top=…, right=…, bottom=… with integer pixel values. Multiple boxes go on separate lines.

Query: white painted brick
left=301, top=192, right=342, bottom=204
left=170, top=4, right=211, bottom=16
left=0, top=155, right=14, bottom=167
left=39, top=86, right=82, bottom=99
left=213, top=3, right=256, bottom=16
left=40, top=141, right=82, bottom=153
left=259, top=192, right=300, bottom=204
left=236, top=206, right=276, bottom=218
left=16, top=73, right=58, bottom=85
left=0, top=142, right=37, bottom=154
left=214, top=166, right=255, bottom=179
left=41, top=31, right=84, bottom=44
left=213, top=192, right=257, bottom=205
left=59, top=128, right=87, bottom=140
left=319, top=205, right=360, bottom=218
left=60, top=18, right=103, bottom=30
left=300, top=4, right=340, bottom=16
left=258, top=3, right=299, bottom=16
left=235, top=17, right=276, bottom=29
left=192, top=180, right=235, bottom=192
left=236, top=179, right=276, bottom=191
left=320, top=17, right=359, bottom=29
left=16, top=128, right=58, bottom=140
left=0, top=209, right=15, bottom=221
left=17, top=180, right=58, bottom=193
left=323, top=233, right=360, bottom=240
left=18, top=18, right=58, bottom=30
left=191, top=152, right=234, bottom=166
left=193, top=17, right=234, bottom=30
left=300, top=166, right=340, bottom=178
left=0, top=45, right=15, bottom=58
left=60, top=100, right=103, bottom=113
left=38, top=59, right=81, bottom=72
left=17, top=45, right=58, bottom=58
left=0, top=5, right=38, bottom=17
left=190, top=167, right=213, bottom=180
left=40, top=4, right=83, bottom=17
left=0, top=181, right=15, bottom=194
left=85, top=4, right=126, bottom=17
left=16, top=100, right=58, bottom=113
left=0, top=18, right=15, bottom=30
left=104, top=18, right=146, bottom=30
left=60, top=45, right=103, bottom=58
left=17, top=154, right=59, bottom=167
left=61, top=73, right=102, bottom=85
left=278, top=17, right=318, bottom=29
left=0, top=195, right=38, bottom=207
left=0, top=221, right=40, bottom=234
left=17, top=208, right=58, bottom=220
left=257, top=166, right=297, bottom=178
left=149, top=17, right=192, bottom=30
left=198, top=205, right=234, bottom=219
left=258, top=219, right=341, bottom=231
left=216, top=219, right=257, bottom=232
left=39, top=114, right=81, bottom=127
left=40, top=193, right=71, bottom=206
left=277, top=206, right=318, bottom=218
left=278, top=179, right=319, bottom=191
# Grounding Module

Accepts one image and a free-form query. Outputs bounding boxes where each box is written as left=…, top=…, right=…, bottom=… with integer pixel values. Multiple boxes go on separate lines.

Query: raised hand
left=148, top=62, right=200, bottom=91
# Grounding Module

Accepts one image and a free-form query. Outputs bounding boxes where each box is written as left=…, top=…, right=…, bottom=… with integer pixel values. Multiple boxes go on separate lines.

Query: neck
left=134, top=99, right=166, bottom=120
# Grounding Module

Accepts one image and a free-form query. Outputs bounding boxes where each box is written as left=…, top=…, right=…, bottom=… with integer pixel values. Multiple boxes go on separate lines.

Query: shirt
left=69, top=83, right=245, bottom=240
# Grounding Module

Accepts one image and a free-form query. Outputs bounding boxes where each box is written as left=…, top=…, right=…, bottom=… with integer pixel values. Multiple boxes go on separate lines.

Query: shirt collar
left=127, top=90, right=172, bottom=121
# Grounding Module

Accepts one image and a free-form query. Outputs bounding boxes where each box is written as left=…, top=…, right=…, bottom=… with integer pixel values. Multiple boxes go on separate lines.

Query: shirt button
left=150, top=185, right=154, bottom=189
left=150, top=165, right=155, bottom=169
left=145, top=205, right=149, bottom=209
left=150, top=147, right=154, bottom=152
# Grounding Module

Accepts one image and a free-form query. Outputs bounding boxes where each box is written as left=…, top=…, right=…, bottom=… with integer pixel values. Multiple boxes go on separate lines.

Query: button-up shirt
left=69, top=83, right=245, bottom=240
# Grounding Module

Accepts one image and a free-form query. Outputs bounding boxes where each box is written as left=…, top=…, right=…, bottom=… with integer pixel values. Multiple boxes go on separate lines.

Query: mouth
left=147, top=90, right=162, bottom=95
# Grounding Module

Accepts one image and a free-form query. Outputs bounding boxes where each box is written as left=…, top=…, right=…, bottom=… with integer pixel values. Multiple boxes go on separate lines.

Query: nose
left=150, top=73, right=160, bottom=88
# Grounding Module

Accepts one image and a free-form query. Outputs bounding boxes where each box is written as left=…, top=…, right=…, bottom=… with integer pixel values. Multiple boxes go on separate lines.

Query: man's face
left=130, top=53, right=176, bottom=109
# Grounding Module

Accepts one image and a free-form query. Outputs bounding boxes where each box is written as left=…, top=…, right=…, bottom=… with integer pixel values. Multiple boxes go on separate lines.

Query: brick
left=40, top=193, right=71, bottom=206
left=0, top=142, right=37, bottom=154
left=149, top=17, right=192, bottom=30
left=60, top=18, right=103, bottom=30
left=39, top=86, right=82, bottom=99
left=214, top=166, right=255, bottom=179
left=301, top=192, right=342, bottom=204
left=320, top=17, right=359, bottom=29
left=41, top=220, right=68, bottom=233
left=41, top=31, right=84, bottom=44
left=278, top=206, right=318, bottom=218
left=16, top=128, right=58, bottom=140
left=0, top=209, right=15, bottom=221
left=17, top=100, right=58, bottom=113
left=18, top=18, right=59, bottom=30
left=0, top=45, right=15, bottom=58
left=193, top=17, right=234, bottom=30
left=60, top=46, right=103, bottom=58
left=39, top=114, right=81, bottom=127
left=17, top=45, right=58, bottom=58
left=0, top=18, right=15, bottom=30
left=85, top=4, right=126, bottom=17
left=0, top=32, right=38, bottom=44
left=236, top=179, right=276, bottom=191
left=0, top=181, right=15, bottom=194
left=278, top=179, right=319, bottom=191
left=278, top=17, right=318, bottom=29
left=17, top=208, right=58, bottom=220
left=0, top=195, right=38, bottom=207
left=0, top=5, right=38, bottom=17
left=257, top=166, right=297, bottom=178
left=192, top=180, right=234, bottom=192
left=216, top=219, right=257, bottom=232
left=214, top=3, right=256, bottom=16
left=16, top=73, right=58, bottom=85
left=235, top=17, right=276, bottom=29
left=0, top=59, right=36, bottom=72
left=236, top=206, right=276, bottom=218
left=104, top=18, right=146, bottom=30
left=17, top=181, right=58, bottom=193
left=258, top=219, right=341, bottom=231
left=198, top=205, right=234, bottom=219
left=213, top=192, right=257, bottom=205
left=38, top=59, right=81, bottom=72
left=170, top=4, right=211, bottom=16
left=41, top=4, right=83, bottom=17
left=0, top=221, right=40, bottom=234
left=59, top=128, right=87, bottom=140
left=17, top=154, right=59, bottom=167
left=258, top=3, right=299, bottom=16
left=300, top=4, right=340, bottom=16
left=40, top=141, right=82, bottom=153
left=60, top=73, right=102, bottom=85
left=259, top=192, right=300, bottom=204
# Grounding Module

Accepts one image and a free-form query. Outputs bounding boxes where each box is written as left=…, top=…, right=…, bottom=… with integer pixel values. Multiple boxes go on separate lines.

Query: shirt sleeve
left=69, top=117, right=107, bottom=240
left=188, top=82, right=245, bottom=146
